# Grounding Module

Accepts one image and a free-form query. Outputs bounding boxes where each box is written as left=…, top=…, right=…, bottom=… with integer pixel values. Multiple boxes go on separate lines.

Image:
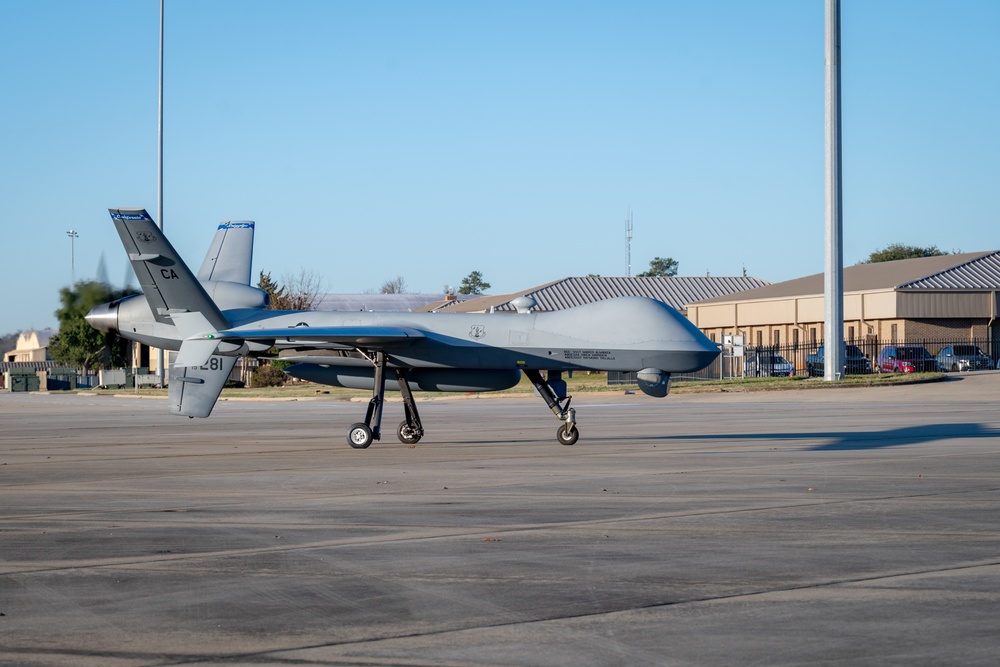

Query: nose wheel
left=557, top=423, right=579, bottom=446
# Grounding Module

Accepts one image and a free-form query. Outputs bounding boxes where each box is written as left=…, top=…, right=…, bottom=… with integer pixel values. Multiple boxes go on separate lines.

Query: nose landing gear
left=524, top=369, right=579, bottom=445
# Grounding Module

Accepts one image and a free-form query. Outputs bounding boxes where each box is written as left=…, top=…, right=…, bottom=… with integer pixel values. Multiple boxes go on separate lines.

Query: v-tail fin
left=197, top=221, right=255, bottom=284
left=168, top=354, right=237, bottom=418
left=109, top=208, right=230, bottom=332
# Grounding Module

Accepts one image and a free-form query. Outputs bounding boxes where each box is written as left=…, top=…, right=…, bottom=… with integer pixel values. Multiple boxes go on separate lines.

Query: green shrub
left=251, top=364, right=287, bottom=387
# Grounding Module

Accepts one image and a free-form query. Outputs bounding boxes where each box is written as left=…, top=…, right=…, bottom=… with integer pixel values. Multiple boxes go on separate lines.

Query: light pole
left=824, top=0, right=844, bottom=381
left=156, top=0, right=165, bottom=387
left=66, top=229, right=79, bottom=284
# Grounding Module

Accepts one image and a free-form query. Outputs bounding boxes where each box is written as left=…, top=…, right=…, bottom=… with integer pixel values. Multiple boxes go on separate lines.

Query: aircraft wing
left=170, top=314, right=427, bottom=369
left=217, top=326, right=426, bottom=348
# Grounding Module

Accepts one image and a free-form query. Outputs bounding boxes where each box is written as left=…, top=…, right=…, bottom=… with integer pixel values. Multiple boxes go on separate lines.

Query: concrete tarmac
left=1, top=374, right=999, bottom=666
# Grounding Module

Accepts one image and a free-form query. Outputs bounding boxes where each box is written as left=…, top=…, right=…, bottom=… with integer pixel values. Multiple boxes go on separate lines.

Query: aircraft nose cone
left=85, top=302, right=118, bottom=333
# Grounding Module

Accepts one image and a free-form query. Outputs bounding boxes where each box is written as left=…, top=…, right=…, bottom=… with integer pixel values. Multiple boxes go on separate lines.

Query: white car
left=935, top=345, right=992, bottom=372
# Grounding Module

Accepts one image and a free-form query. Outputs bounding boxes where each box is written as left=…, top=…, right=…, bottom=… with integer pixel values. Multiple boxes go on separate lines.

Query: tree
left=257, top=269, right=325, bottom=310
left=0, top=331, right=20, bottom=355
left=49, top=280, right=136, bottom=371
left=257, top=271, right=287, bottom=309
left=858, top=244, right=948, bottom=264
left=458, top=271, right=491, bottom=295
left=637, top=256, right=679, bottom=277
left=380, top=275, right=407, bottom=294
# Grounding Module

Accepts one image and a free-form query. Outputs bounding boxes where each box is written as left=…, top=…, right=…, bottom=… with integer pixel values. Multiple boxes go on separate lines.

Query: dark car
left=876, top=345, right=936, bottom=373
left=806, top=344, right=872, bottom=376
left=935, top=345, right=992, bottom=372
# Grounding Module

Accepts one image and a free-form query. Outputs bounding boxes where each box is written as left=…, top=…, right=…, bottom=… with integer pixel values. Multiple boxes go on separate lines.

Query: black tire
left=556, top=424, right=579, bottom=446
left=348, top=423, right=373, bottom=449
left=397, top=420, right=422, bottom=444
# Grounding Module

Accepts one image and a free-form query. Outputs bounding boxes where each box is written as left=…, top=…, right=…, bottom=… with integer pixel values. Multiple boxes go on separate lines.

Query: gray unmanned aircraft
left=87, top=208, right=720, bottom=448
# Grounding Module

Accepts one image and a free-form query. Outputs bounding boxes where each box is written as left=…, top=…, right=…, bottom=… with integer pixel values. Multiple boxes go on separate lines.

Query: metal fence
left=609, top=336, right=1000, bottom=385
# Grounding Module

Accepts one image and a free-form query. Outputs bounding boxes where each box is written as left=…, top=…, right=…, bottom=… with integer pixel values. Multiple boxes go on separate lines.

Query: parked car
left=935, top=345, right=992, bottom=372
left=744, top=353, right=795, bottom=377
left=805, top=344, right=872, bottom=376
left=876, top=345, right=936, bottom=373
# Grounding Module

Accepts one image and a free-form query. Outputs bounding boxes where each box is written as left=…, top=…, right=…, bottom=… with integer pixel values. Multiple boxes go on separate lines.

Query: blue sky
left=2, top=1, right=998, bottom=334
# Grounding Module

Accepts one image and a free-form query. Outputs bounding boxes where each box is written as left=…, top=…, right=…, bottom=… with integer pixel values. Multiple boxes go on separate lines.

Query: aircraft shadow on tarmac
left=644, top=423, right=1000, bottom=451
left=805, top=423, right=1000, bottom=451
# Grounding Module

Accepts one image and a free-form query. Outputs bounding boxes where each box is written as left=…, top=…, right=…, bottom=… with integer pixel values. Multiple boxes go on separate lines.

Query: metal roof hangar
left=419, top=275, right=770, bottom=314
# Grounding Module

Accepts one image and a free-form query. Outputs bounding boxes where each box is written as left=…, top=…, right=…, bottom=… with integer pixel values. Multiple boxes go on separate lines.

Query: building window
left=891, top=323, right=898, bottom=342
left=756, top=331, right=763, bottom=347
left=810, top=327, right=817, bottom=344
left=793, top=329, right=799, bottom=347
left=773, top=330, right=780, bottom=347
left=848, top=326, right=855, bottom=342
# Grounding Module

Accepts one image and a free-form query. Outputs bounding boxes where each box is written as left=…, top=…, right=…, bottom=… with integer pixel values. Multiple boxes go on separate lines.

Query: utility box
left=98, top=369, right=131, bottom=389
left=7, top=368, right=40, bottom=392
left=48, top=367, right=78, bottom=391
left=723, top=334, right=745, bottom=358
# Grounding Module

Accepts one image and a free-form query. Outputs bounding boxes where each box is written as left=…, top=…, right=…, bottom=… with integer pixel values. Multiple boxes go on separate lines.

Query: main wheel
left=348, top=423, right=374, bottom=449
left=556, top=424, right=579, bottom=446
left=397, top=420, right=422, bottom=444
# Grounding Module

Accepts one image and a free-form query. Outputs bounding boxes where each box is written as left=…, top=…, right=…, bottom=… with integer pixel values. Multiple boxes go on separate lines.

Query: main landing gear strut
left=344, top=356, right=578, bottom=448
left=524, top=369, right=579, bottom=445
left=347, top=351, right=424, bottom=449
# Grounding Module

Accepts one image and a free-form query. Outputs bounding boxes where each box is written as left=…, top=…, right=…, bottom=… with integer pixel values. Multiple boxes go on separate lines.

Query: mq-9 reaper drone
left=86, top=209, right=720, bottom=448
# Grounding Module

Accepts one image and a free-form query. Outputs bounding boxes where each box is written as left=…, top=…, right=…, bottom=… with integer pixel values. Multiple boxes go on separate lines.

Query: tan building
left=687, top=251, right=1000, bottom=362
left=2, top=329, right=58, bottom=390
left=3, top=329, right=56, bottom=363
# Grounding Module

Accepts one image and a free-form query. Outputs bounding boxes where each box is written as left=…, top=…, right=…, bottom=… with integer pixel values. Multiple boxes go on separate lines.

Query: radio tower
left=626, top=208, right=633, bottom=277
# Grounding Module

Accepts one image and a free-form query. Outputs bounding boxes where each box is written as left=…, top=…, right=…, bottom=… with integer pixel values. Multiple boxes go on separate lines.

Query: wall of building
left=897, top=291, right=993, bottom=319
left=904, top=318, right=991, bottom=342
left=690, top=289, right=996, bottom=351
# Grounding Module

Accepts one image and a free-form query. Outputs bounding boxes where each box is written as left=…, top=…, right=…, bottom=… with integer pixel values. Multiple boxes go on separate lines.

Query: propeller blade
left=96, top=251, right=110, bottom=287
left=123, top=263, right=137, bottom=293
